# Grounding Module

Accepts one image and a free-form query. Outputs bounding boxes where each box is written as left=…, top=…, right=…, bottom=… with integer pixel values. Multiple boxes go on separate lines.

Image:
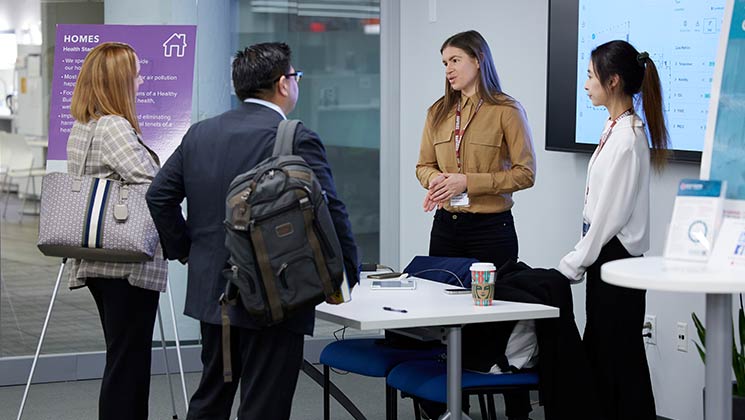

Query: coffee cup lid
left=470, top=262, right=496, bottom=271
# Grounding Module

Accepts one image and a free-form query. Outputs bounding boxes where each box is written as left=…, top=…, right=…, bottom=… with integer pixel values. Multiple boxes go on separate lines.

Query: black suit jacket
left=146, top=102, right=360, bottom=334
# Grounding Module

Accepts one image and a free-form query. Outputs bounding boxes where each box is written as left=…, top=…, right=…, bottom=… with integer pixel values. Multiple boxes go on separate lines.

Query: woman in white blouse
left=558, top=40, right=668, bottom=420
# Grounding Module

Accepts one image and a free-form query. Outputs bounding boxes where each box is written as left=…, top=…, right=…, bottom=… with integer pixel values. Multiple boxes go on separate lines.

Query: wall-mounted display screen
left=547, top=0, right=726, bottom=162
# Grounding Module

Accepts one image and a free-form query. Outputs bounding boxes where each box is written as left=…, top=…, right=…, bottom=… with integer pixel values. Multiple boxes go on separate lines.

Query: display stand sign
left=708, top=217, right=745, bottom=270
left=665, top=179, right=727, bottom=261
left=47, top=24, right=197, bottom=171
left=701, top=0, right=745, bottom=218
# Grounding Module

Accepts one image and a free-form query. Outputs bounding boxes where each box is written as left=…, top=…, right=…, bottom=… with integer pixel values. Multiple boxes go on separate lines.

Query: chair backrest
left=0, top=132, right=35, bottom=174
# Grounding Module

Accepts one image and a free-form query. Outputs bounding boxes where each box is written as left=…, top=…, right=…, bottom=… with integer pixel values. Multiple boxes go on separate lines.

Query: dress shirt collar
left=461, top=91, right=482, bottom=107
left=244, top=98, right=286, bottom=120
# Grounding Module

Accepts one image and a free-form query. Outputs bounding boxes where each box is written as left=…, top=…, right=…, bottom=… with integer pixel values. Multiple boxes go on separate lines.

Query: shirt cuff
left=557, top=258, right=585, bottom=283
left=465, top=173, right=493, bottom=195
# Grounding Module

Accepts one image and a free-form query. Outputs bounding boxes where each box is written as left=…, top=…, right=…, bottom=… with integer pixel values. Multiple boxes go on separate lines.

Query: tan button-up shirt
left=416, top=93, right=536, bottom=214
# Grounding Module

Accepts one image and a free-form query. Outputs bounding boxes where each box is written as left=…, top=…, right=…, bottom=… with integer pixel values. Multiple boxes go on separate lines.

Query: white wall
left=397, top=1, right=707, bottom=419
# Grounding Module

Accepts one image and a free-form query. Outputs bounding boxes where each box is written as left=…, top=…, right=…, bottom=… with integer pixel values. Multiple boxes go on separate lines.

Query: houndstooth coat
left=65, top=115, right=168, bottom=292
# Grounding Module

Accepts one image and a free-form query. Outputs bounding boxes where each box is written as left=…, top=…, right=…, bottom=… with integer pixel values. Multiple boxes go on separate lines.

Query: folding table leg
left=487, top=394, right=497, bottom=420
left=324, top=364, right=330, bottom=420
left=385, top=384, right=398, bottom=420
left=302, top=360, right=367, bottom=419
left=477, top=395, right=487, bottom=419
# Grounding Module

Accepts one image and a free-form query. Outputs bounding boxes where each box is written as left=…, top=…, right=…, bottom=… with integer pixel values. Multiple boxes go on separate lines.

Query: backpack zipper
left=231, top=264, right=256, bottom=294
left=275, top=255, right=315, bottom=288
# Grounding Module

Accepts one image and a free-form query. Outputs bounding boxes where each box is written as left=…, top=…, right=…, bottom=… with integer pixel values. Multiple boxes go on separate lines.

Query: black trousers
left=584, top=237, right=656, bottom=420
left=426, top=209, right=531, bottom=419
left=429, top=209, right=519, bottom=271
left=186, top=321, right=304, bottom=420
left=87, top=278, right=160, bottom=420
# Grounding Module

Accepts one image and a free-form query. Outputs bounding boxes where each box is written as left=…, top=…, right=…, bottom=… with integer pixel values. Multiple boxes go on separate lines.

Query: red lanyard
left=596, top=108, right=634, bottom=154
left=454, top=98, right=483, bottom=170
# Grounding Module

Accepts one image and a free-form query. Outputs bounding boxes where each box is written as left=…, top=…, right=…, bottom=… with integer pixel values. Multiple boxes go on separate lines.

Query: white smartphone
left=443, top=288, right=470, bottom=295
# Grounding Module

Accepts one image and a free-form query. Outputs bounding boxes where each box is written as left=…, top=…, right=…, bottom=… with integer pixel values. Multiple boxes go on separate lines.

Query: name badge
left=582, top=220, right=590, bottom=237
left=450, top=193, right=470, bottom=207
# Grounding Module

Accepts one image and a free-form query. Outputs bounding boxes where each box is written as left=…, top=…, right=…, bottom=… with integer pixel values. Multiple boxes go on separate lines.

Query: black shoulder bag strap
left=272, top=119, right=301, bottom=157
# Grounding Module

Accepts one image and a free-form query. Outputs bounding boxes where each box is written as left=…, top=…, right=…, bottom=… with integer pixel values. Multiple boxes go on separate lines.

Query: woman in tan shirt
left=414, top=30, right=536, bottom=420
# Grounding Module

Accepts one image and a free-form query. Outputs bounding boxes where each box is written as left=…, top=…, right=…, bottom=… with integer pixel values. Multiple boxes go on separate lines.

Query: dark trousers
left=426, top=209, right=531, bottom=419
left=186, top=321, right=304, bottom=420
left=429, top=209, right=519, bottom=271
left=87, top=278, right=160, bottom=420
left=584, top=237, right=656, bottom=420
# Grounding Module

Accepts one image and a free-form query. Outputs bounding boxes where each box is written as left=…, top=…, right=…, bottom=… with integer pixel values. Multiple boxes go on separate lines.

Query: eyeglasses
left=278, top=71, right=303, bottom=83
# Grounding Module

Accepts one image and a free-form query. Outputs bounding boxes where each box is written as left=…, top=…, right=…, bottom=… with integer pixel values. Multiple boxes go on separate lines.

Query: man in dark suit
left=146, top=42, right=359, bottom=420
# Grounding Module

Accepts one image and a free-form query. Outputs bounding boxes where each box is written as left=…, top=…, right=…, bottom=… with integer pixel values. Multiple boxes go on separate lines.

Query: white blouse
left=558, top=114, right=651, bottom=282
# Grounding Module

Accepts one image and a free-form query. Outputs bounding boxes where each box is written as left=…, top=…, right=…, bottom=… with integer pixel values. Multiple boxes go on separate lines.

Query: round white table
left=602, top=256, right=745, bottom=420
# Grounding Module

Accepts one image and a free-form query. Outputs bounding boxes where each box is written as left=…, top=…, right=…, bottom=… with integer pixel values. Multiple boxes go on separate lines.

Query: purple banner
left=49, top=24, right=197, bottom=162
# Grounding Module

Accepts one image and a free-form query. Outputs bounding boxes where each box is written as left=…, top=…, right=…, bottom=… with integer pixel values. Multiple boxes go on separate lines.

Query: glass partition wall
left=235, top=0, right=381, bottom=262
left=234, top=0, right=382, bottom=338
left=1, top=0, right=106, bottom=360
left=0, top=0, right=381, bottom=366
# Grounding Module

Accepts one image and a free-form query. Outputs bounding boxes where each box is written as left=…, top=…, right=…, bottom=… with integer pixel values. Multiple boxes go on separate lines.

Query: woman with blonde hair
left=67, top=42, right=166, bottom=420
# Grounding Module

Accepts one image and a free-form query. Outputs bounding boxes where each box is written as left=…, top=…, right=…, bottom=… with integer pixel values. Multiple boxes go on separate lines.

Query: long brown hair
left=70, top=42, right=141, bottom=133
left=591, top=40, right=669, bottom=171
left=429, top=30, right=515, bottom=129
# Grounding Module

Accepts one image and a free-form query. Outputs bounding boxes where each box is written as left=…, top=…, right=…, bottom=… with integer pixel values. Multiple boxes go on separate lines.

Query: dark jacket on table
left=146, top=102, right=359, bottom=335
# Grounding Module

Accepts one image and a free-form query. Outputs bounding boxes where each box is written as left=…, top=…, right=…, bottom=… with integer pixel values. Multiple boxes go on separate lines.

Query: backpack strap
left=220, top=301, right=233, bottom=382
left=296, top=190, right=336, bottom=297
left=218, top=281, right=239, bottom=383
left=250, top=224, right=285, bottom=322
left=272, top=119, right=301, bottom=157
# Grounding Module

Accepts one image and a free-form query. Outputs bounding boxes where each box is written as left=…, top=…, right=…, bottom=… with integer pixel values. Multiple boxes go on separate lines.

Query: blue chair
left=319, top=338, right=445, bottom=420
left=386, top=359, right=539, bottom=420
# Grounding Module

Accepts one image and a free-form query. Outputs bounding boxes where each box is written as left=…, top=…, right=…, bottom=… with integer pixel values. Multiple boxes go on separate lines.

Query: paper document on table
left=664, top=179, right=726, bottom=261
left=708, top=217, right=745, bottom=271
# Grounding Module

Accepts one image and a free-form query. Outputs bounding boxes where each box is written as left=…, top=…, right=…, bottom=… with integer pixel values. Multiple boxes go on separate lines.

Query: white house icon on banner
left=163, top=33, right=187, bottom=57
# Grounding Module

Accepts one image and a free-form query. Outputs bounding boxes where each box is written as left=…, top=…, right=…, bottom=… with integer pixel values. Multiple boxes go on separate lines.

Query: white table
left=602, top=256, right=745, bottom=420
left=316, top=277, right=559, bottom=420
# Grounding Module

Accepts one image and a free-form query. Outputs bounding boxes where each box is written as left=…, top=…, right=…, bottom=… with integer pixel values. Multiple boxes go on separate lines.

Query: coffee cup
left=470, top=262, right=496, bottom=306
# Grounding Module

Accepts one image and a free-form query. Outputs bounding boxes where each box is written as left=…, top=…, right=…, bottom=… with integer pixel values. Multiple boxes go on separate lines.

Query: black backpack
left=219, top=120, right=345, bottom=381
left=221, top=119, right=344, bottom=320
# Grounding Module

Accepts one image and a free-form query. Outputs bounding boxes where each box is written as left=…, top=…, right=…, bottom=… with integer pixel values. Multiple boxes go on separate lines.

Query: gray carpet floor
left=0, top=369, right=544, bottom=420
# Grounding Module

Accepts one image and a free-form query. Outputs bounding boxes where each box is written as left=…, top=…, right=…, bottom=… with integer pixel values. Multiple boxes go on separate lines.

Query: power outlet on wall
left=677, top=322, right=688, bottom=352
left=643, top=315, right=656, bottom=345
